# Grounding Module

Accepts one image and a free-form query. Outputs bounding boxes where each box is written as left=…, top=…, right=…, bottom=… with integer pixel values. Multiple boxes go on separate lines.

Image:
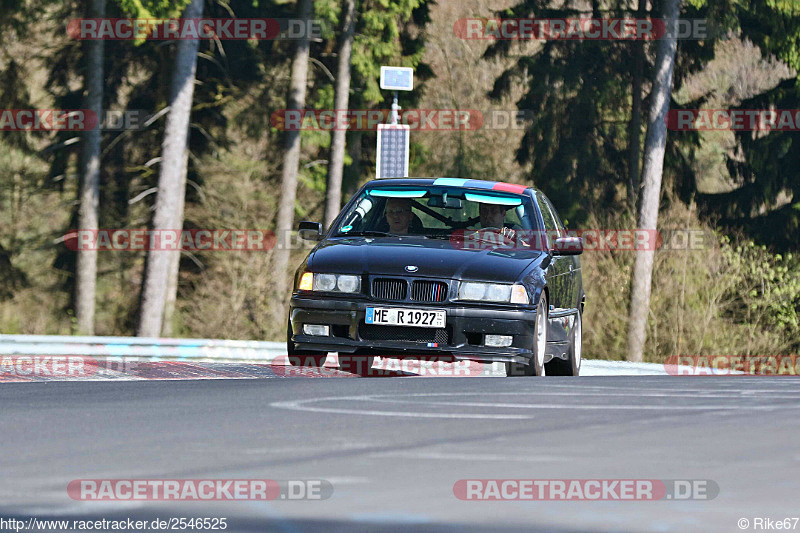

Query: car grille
left=359, top=322, right=451, bottom=345
left=372, top=278, right=408, bottom=301
left=411, top=280, right=448, bottom=302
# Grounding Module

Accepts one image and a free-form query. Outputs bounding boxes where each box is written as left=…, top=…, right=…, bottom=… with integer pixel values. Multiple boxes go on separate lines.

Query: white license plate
left=366, top=307, right=446, bottom=328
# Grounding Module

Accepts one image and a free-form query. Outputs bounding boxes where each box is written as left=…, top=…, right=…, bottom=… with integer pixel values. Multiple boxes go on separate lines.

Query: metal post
left=391, top=91, right=400, bottom=125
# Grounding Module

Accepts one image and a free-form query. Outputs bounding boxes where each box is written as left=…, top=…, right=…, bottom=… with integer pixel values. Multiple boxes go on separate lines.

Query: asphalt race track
left=1, top=364, right=798, bottom=532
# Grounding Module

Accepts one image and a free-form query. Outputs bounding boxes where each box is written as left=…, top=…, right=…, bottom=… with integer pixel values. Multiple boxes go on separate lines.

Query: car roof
left=364, top=178, right=535, bottom=196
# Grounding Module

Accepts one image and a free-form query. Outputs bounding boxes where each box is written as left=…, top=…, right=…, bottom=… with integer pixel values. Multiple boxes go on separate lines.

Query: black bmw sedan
left=287, top=178, right=584, bottom=376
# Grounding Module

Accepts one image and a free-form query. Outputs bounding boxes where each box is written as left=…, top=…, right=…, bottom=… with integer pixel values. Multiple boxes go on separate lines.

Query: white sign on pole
left=380, top=66, right=414, bottom=91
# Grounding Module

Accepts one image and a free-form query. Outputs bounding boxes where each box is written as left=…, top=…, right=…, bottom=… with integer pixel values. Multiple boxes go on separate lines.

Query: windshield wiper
left=334, top=230, right=392, bottom=237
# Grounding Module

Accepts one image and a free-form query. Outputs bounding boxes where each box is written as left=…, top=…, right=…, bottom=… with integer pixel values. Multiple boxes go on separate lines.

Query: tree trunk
left=626, top=0, right=681, bottom=362
left=160, top=148, right=189, bottom=337
left=272, top=0, right=314, bottom=307
left=324, top=0, right=357, bottom=229
left=75, top=0, right=105, bottom=335
left=343, top=130, right=362, bottom=197
left=626, top=0, right=646, bottom=210
left=137, top=0, right=203, bottom=338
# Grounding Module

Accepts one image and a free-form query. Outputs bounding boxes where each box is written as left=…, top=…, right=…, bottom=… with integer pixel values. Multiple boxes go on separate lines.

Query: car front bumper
left=289, top=295, right=538, bottom=364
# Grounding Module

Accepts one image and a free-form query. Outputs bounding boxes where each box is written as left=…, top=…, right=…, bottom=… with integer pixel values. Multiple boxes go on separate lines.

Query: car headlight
left=459, top=282, right=529, bottom=304
left=486, top=284, right=512, bottom=302
left=336, top=275, right=360, bottom=293
left=314, top=274, right=337, bottom=292
left=297, top=272, right=361, bottom=294
left=460, top=282, right=487, bottom=300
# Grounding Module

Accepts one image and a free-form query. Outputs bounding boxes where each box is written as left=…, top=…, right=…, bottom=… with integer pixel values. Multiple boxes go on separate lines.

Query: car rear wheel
left=546, top=310, right=581, bottom=376
left=505, top=291, right=547, bottom=377
left=286, top=321, right=327, bottom=367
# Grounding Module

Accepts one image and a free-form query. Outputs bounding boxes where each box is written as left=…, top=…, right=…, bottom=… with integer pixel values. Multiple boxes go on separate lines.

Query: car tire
left=546, top=310, right=581, bottom=376
left=286, top=321, right=327, bottom=367
left=338, top=355, right=375, bottom=376
left=505, top=291, right=547, bottom=377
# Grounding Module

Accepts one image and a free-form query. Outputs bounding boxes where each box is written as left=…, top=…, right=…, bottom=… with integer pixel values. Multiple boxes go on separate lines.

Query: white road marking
left=349, top=512, right=432, bottom=525
left=319, top=477, right=372, bottom=485
left=270, top=391, right=787, bottom=419
left=369, top=451, right=568, bottom=462
left=270, top=395, right=534, bottom=419
left=369, top=390, right=800, bottom=399
left=366, top=397, right=781, bottom=410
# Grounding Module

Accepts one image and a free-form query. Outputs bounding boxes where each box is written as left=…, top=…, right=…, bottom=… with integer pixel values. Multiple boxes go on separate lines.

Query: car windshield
left=332, top=184, right=540, bottom=238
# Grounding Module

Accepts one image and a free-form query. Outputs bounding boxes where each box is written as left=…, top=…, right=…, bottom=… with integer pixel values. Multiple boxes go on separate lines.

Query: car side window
left=536, top=192, right=565, bottom=248
left=537, top=192, right=557, bottom=231
left=543, top=196, right=565, bottom=233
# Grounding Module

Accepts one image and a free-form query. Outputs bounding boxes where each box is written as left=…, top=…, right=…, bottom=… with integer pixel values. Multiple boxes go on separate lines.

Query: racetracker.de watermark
left=0, top=109, right=96, bottom=131
left=0, top=356, right=100, bottom=378
left=270, top=109, right=538, bottom=131
left=665, top=355, right=800, bottom=376
left=0, top=109, right=151, bottom=131
left=68, top=479, right=333, bottom=500
left=667, top=109, right=800, bottom=131
left=454, top=479, right=719, bottom=500
left=67, top=18, right=325, bottom=40
left=449, top=229, right=711, bottom=252
left=0, top=357, right=178, bottom=380
left=64, top=229, right=279, bottom=251
left=275, top=356, right=493, bottom=377
left=453, top=18, right=711, bottom=40
left=62, top=228, right=711, bottom=252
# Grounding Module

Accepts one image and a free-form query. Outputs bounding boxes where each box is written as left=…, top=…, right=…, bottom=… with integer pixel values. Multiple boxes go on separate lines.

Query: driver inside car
left=479, top=202, right=517, bottom=240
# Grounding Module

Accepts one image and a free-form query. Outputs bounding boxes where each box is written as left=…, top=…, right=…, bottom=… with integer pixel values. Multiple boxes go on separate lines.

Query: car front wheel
left=546, top=310, right=581, bottom=376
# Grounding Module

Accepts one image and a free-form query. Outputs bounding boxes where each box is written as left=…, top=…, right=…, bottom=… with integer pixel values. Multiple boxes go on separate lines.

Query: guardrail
left=0, top=335, right=702, bottom=377
left=0, top=335, right=703, bottom=376
left=0, top=334, right=284, bottom=361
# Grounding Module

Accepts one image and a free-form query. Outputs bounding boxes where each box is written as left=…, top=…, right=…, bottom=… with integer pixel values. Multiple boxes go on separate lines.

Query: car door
left=540, top=194, right=579, bottom=310
left=535, top=192, right=572, bottom=345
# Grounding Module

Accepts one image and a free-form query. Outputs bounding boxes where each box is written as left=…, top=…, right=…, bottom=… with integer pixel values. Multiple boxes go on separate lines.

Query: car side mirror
left=552, top=236, right=583, bottom=255
left=298, top=221, right=323, bottom=241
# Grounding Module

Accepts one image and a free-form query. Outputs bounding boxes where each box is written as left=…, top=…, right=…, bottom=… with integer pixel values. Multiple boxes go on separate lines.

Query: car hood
left=306, top=237, right=546, bottom=283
